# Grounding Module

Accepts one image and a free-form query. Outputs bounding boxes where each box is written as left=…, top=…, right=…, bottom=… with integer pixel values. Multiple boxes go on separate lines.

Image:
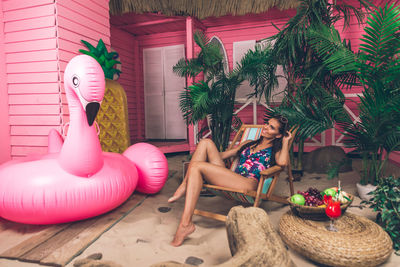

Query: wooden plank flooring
left=0, top=193, right=147, bottom=267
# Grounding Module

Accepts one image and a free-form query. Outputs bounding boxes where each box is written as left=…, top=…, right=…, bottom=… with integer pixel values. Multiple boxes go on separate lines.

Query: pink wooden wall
left=110, top=26, right=140, bottom=142
left=0, top=0, right=110, bottom=159
left=0, top=0, right=11, bottom=164
left=2, top=0, right=60, bottom=158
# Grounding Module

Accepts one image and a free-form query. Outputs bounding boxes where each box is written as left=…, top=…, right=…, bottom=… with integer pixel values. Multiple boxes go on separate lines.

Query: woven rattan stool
left=279, top=211, right=393, bottom=267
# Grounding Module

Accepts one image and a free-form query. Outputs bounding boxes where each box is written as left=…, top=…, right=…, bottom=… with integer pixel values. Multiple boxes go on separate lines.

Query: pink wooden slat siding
left=11, top=125, right=62, bottom=136
left=10, top=105, right=61, bottom=115
left=57, top=6, right=109, bottom=36
left=3, top=5, right=55, bottom=22
left=7, top=61, right=58, bottom=73
left=12, top=146, right=48, bottom=156
left=3, top=0, right=60, bottom=158
left=5, top=27, right=57, bottom=43
left=4, top=16, right=56, bottom=32
left=8, top=83, right=59, bottom=94
left=6, top=50, right=58, bottom=63
left=57, top=0, right=110, bottom=28
left=0, top=0, right=11, bottom=163
left=9, top=94, right=60, bottom=105
left=56, top=0, right=110, bottom=129
left=110, top=26, right=139, bottom=142
left=9, top=115, right=60, bottom=125
left=11, top=136, right=48, bottom=146
left=2, top=0, right=54, bottom=11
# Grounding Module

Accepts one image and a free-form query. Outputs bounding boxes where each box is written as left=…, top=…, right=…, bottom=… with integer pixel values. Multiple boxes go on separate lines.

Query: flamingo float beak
left=86, top=102, right=100, bottom=126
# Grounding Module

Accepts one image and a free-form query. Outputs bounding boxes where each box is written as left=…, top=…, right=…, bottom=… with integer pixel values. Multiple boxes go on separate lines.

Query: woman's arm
left=220, top=140, right=252, bottom=160
left=275, top=131, right=292, bottom=167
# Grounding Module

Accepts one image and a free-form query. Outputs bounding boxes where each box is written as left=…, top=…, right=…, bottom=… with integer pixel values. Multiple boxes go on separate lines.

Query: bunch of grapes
left=298, top=187, right=324, bottom=206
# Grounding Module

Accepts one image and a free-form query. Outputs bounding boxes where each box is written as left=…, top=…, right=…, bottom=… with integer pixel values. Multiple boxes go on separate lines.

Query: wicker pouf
left=279, top=211, right=393, bottom=267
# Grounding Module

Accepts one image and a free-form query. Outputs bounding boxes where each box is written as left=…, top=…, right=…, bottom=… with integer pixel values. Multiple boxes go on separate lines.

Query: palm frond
left=238, top=43, right=278, bottom=101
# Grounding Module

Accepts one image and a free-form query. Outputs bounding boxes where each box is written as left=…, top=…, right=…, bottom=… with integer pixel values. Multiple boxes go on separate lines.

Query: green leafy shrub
left=366, top=176, right=400, bottom=252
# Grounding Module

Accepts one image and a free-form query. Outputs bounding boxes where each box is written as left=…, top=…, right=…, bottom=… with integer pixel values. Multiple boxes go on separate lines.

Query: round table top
left=279, top=211, right=393, bottom=267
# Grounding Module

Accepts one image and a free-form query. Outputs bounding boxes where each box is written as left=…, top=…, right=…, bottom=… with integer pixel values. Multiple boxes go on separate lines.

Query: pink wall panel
left=57, top=0, right=110, bottom=28
left=3, top=5, right=55, bottom=22
left=0, top=0, right=11, bottom=163
left=110, top=26, right=140, bottom=142
left=11, top=125, right=62, bottom=136
left=6, top=50, right=58, bottom=63
left=4, top=16, right=56, bottom=32
left=8, top=94, right=60, bottom=105
left=7, top=60, right=58, bottom=73
left=2, top=0, right=59, bottom=159
left=12, top=146, right=48, bottom=156
left=2, top=0, right=54, bottom=11
left=9, top=105, right=61, bottom=115
left=5, top=27, right=57, bottom=43
left=8, top=83, right=59, bottom=94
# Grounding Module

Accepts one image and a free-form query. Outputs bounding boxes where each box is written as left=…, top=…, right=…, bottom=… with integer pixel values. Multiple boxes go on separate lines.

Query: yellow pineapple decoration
left=79, top=39, right=130, bottom=153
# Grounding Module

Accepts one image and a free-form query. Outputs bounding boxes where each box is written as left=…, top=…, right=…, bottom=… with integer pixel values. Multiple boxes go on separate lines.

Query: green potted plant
left=174, top=31, right=276, bottom=152
left=259, top=0, right=366, bottom=177
left=366, top=176, right=400, bottom=253
left=79, top=39, right=131, bottom=153
left=173, top=31, right=242, bottom=152
left=308, top=3, right=400, bottom=199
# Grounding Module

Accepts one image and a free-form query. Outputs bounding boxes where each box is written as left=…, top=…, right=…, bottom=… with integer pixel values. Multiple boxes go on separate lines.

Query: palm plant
left=261, top=0, right=368, bottom=171
left=174, top=31, right=243, bottom=151
left=174, top=32, right=279, bottom=151
left=308, top=2, right=400, bottom=185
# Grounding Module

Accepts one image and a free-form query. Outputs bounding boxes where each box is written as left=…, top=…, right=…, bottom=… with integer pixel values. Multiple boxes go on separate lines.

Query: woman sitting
left=168, top=116, right=292, bottom=246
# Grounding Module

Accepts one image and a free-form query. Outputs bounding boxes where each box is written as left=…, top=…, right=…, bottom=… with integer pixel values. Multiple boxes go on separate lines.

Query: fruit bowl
left=287, top=193, right=354, bottom=221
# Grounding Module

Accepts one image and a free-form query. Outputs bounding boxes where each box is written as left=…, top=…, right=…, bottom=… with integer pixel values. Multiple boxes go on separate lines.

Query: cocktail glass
left=325, top=200, right=341, bottom=232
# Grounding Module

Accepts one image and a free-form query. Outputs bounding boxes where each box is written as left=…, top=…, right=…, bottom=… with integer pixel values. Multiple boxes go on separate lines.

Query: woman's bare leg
left=171, top=162, right=257, bottom=246
left=168, top=139, right=224, bottom=203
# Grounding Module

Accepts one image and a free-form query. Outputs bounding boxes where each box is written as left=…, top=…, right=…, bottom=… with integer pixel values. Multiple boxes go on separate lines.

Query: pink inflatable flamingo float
left=0, top=55, right=168, bottom=224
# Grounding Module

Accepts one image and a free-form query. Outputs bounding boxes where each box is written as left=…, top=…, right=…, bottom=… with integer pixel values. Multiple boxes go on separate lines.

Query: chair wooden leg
left=253, top=176, right=265, bottom=207
left=287, top=162, right=295, bottom=196
left=268, top=194, right=289, bottom=204
left=194, top=209, right=226, bottom=222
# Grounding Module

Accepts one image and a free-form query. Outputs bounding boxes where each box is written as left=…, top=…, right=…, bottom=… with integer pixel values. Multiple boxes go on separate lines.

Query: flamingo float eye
left=72, top=75, right=80, bottom=87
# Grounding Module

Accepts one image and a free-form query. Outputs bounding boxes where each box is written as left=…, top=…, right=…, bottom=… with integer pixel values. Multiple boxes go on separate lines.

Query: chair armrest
left=259, top=165, right=283, bottom=177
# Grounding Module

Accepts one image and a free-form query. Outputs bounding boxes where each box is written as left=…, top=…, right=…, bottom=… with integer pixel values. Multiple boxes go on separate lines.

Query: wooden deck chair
left=193, top=124, right=297, bottom=222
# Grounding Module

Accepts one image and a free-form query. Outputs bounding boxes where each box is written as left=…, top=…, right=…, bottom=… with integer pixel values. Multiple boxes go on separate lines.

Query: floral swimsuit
left=234, top=146, right=272, bottom=181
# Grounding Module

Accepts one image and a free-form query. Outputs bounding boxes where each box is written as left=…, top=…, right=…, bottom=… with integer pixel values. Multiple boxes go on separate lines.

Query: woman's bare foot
left=171, top=222, right=195, bottom=247
left=168, top=182, right=187, bottom=203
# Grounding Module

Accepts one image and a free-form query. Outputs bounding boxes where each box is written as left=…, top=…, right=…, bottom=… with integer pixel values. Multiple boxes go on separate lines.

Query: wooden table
left=279, top=211, right=393, bottom=267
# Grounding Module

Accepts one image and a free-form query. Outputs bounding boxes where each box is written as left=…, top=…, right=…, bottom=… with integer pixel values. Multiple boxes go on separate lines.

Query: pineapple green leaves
left=79, top=39, right=122, bottom=80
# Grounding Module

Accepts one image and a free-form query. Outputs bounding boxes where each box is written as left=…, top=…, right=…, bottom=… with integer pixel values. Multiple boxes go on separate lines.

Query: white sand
left=0, top=154, right=399, bottom=267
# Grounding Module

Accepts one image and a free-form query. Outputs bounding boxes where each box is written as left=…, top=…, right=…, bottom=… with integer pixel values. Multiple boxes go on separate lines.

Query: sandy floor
left=0, top=153, right=399, bottom=267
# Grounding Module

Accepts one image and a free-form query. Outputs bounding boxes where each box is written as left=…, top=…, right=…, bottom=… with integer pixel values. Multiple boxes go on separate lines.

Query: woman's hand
left=282, top=130, right=292, bottom=143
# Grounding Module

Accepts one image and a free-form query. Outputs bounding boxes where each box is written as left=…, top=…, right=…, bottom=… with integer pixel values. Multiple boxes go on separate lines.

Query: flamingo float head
left=64, top=55, right=105, bottom=126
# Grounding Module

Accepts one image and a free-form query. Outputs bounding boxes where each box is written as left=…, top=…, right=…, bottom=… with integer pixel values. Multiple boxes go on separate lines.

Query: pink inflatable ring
left=0, top=55, right=167, bottom=225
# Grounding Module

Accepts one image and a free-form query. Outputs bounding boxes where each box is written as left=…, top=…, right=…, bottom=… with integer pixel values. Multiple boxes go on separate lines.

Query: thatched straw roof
left=109, top=0, right=299, bottom=19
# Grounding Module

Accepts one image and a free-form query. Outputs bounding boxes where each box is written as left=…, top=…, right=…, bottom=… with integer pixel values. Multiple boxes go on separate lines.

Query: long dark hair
left=236, top=116, right=289, bottom=166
